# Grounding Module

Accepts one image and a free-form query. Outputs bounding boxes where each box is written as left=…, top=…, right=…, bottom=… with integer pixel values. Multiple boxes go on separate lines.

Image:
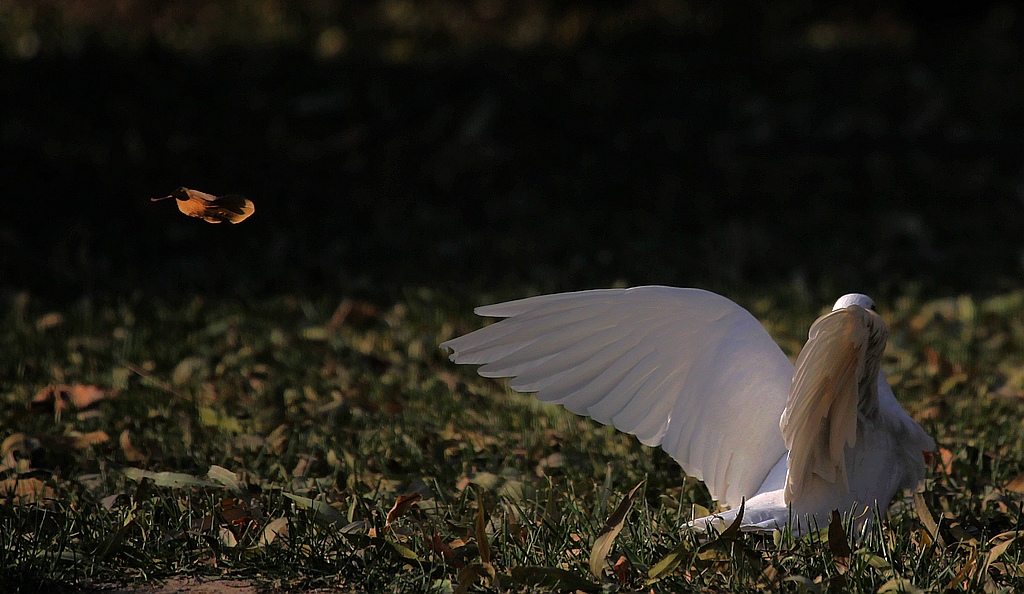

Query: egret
left=441, top=287, right=934, bottom=534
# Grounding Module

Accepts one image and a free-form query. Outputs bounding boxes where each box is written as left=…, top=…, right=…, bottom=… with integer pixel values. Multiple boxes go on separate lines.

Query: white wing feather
left=780, top=306, right=873, bottom=503
left=441, top=286, right=795, bottom=507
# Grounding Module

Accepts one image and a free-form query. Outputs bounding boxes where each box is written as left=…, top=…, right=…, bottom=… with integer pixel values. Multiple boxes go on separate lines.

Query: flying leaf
left=589, top=479, right=644, bottom=577
left=152, top=187, right=254, bottom=224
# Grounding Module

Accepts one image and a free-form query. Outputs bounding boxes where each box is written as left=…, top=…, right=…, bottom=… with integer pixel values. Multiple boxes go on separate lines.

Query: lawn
left=3, top=288, right=1024, bottom=592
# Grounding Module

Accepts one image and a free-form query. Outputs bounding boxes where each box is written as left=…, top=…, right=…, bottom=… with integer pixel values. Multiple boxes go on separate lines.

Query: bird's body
left=441, top=287, right=934, bottom=535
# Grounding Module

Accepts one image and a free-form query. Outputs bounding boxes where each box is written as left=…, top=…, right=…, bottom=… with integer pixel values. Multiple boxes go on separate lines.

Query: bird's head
left=832, top=293, right=875, bottom=311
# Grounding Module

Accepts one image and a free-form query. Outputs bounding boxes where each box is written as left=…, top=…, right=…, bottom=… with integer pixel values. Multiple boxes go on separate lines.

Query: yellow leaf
left=152, top=187, right=254, bottom=224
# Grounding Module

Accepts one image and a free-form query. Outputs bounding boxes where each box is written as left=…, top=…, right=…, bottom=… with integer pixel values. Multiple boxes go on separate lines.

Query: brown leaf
left=589, top=480, right=644, bottom=577
left=828, top=510, right=852, bottom=573
left=152, top=187, right=254, bottom=224
left=385, top=492, right=422, bottom=528
left=455, top=562, right=496, bottom=594
left=475, top=491, right=491, bottom=565
left=428, top=532, right=465, bottom=568
left=612, top=555, right=630, bottom=586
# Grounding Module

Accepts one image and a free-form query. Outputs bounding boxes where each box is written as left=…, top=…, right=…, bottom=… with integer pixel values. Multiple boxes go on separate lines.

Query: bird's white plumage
left=442, top=287, right=934, bottom=534
left=442, top=287, right=794, bottom=508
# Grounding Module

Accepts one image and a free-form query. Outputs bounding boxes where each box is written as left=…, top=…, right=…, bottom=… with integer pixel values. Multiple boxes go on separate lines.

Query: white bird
left=441, top=287, right=934, bottom=534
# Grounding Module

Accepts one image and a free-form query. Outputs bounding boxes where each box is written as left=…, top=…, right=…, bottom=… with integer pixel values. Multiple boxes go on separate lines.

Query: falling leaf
left=589, top=480, right=644, bottom=577
left=152, top=187, right=254, bottom=224
left=385, top=492, right=422, bottom=528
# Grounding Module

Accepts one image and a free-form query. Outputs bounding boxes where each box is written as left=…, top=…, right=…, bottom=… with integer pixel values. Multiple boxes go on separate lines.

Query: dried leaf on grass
left=913, top=491, right=945, bottom=548
left=152, top=187, right=254, bottom=224
left=1002, top=473, right=1024, bottom=493
left=589, top=479, right=644, bottom=577
left=385, top=492, right=422, bottom=528
left=0, top=477, right=55, bottom=505
left=32, top=384, right=113, bottom=417
left=124, top=467, right=219, bottom=489
left=648, top=499, right=747, bottom=584
left=283, top=492, right=347, bottom=527
left=828, top=510, right=852, bottom=574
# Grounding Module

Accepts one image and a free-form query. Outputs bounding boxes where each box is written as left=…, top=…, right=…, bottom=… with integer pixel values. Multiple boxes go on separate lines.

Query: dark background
left=1, top=0, right=1021, bottom=304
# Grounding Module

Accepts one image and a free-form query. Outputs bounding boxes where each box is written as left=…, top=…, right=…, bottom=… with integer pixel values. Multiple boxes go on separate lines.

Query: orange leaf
left=1004, top=473, right=1024, bottom=493
left=153, top=187, right=255, bottom=224
left=0, top=477, right=55, bottom=505
left=67, top=385, right=109, bottom=408
left=32, top=384, right=112, bottom=416
left=385, top=492, right=422, bottom=527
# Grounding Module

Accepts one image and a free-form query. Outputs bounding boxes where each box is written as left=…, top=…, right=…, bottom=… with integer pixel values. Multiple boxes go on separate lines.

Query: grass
left=2, top=287, right=1024, bottom=592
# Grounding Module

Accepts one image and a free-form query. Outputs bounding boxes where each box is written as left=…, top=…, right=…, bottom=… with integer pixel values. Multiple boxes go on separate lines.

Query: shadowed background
left=1, top=0, right=1021, bottom=303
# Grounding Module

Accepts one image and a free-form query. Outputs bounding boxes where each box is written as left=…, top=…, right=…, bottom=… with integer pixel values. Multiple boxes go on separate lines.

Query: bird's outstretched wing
left=441, top=286, right=795, bottom=507
left=781, top=305, right=884, bottom=503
